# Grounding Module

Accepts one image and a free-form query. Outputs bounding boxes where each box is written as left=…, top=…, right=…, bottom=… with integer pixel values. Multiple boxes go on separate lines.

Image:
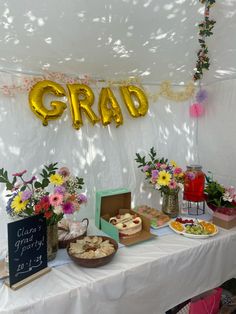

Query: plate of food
left=67, top=235, right=118, bottom=267
left=135, top=205, right=171, bottom=229
left=169, top=217, right=218, bottom=239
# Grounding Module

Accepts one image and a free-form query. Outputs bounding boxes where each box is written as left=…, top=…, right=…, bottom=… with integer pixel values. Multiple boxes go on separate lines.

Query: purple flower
left=186, top=172, right=196, bottom=180
left=21, top=190, right=32, bottom=201
left=151, top=170, right=159, bottom=179
left=77, top=193, right=87, bottom=203
left=62, top=202, right=75, bottom=214
left=143, top=165, right=150, bottom=172
left=54, top=186, right=66, bottom=194
left=6, top=193, right=17, bottom=215
left=196, top=89, right=208, bottom=103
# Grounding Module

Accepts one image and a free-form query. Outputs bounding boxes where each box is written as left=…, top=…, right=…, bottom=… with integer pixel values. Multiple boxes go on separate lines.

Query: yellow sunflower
left=11, top=192, right=29, bottom=214
left=170, top=160, right=178, bottom=167
left=49, top=173, right=64, bottom=186
left=157, top=170, right=171, bottom=186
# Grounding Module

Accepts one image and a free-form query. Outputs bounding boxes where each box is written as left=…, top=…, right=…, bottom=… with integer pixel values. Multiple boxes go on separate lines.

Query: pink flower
left=160, top=164, right=167, bottom=169
left=12, top=170, right=27, bottom=177
left=49, top=193, right=63, bottom=207
left=24, top=176, right=37, bottom=184
left=174, top=167, right=183, bottom=175
left=58, top=167, right=70, bottom=178
left=226, top=186, right=235, bottom=198
left=143, top=165, right=150, bottom=172
left=169, top=180, right=177, bottom=190
left=62, top=202, right=75, bottom=214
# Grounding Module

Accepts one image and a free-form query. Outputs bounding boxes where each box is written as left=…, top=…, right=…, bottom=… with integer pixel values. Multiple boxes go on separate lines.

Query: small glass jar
left=183, top=165, right=205, bottom=202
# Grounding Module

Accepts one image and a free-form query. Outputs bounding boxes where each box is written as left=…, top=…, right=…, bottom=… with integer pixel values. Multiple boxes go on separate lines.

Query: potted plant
left=204, top=173, right=236, bottom=215
left=204, top=173, right=236, bottom=229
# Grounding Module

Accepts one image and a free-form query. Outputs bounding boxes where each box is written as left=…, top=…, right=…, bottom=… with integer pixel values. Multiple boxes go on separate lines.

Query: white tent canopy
left=0, top=0, right=235, bottom=83
left=0, top=0, right=236, bottom=239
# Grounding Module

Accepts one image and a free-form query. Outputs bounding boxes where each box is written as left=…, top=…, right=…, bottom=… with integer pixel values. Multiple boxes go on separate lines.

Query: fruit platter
left=169, top=217, right=218, bottom=239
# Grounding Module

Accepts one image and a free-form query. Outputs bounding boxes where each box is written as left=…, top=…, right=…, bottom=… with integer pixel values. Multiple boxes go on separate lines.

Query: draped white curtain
left=0, top=77, right=196, bottom=239
left=198, top=79, right=236, bottom=187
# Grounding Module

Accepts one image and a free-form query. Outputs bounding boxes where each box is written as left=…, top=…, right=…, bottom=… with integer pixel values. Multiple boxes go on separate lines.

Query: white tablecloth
left=0, top=223, right=236, bottom=314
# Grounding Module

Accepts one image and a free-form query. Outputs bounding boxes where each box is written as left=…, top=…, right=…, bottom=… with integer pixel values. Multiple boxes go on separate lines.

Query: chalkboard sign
left=7, top=215, right=47, bottom=286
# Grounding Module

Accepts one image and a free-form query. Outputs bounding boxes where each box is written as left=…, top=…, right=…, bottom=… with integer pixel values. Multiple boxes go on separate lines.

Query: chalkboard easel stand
left=5, top=267, right=51, bottom=290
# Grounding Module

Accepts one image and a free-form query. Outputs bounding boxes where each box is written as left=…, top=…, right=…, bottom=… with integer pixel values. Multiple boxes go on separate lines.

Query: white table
left=0, top=223, right=236, bottom=314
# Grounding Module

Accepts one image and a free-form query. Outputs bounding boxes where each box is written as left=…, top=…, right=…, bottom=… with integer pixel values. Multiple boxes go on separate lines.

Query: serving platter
left=168, top=217, right=218, bottom=239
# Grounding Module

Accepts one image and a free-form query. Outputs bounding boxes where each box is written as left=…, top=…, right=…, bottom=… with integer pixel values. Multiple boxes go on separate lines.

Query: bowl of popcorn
left=67, top=235, right=118, bottom=267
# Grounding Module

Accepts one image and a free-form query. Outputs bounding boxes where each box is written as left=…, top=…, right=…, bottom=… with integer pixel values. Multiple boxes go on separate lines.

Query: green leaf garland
left=193, top=0, right=216, bottom=81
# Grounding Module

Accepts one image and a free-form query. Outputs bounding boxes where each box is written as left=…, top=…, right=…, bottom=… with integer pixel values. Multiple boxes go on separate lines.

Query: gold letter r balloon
left=29, top=80, right=67, bottom=126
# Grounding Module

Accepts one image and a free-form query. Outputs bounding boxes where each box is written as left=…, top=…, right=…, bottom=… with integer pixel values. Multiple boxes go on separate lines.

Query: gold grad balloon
left=67, top=84, right=99, bottom=130
left=98, top=87, right=123, bottom=127
left=120, top=85, right=148, bottom=117
left=28, top=80, right=67, bottom=126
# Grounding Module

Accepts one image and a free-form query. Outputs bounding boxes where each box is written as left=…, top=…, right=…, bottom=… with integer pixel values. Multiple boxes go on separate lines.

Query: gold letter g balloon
left=29, top=80, right=67, bottom=126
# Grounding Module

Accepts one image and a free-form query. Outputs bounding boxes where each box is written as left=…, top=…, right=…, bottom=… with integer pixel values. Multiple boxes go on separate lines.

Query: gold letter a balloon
left=98, top=87, right=123, bottom=127
left=29, top=80, right=67, bottom=126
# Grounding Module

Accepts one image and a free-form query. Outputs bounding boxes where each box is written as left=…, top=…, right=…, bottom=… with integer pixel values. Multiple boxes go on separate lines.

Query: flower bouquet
left=0, top=163, right=87, bottom=225
left=135, top=147, right=184, bottom=216
left=135, top=147, right=185, bottom=194
left=204, top=173, right=236, bottom=216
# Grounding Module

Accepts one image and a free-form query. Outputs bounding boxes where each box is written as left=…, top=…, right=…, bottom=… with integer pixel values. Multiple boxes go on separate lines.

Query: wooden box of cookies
left=95, top=188, right=155, bottom=245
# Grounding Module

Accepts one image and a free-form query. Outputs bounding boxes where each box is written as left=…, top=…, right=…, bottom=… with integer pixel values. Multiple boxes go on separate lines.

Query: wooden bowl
left=67, top=235, right=118, bottom=268
left=58, top=218, right=89, bottom=249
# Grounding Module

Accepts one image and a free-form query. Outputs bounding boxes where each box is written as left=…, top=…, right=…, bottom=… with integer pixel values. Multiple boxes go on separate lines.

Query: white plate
left=168, top=217, right=218, bottom=239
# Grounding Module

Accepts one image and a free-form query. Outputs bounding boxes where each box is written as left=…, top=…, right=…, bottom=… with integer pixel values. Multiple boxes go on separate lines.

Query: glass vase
left=162, top=190, right=179, bottom=218
left=47, top=224, right=58, bottom=261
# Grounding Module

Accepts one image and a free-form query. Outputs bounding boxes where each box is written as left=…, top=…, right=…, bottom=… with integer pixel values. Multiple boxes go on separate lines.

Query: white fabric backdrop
left=0, top=77, right=196, bottom=240
left=1, top=78, right=236, bottom=242
left=198, top=79, right=236, bottom=187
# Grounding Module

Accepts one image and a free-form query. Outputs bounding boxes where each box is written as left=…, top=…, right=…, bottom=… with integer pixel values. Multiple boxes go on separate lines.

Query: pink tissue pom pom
left=189, top=103, right=205, bottom=118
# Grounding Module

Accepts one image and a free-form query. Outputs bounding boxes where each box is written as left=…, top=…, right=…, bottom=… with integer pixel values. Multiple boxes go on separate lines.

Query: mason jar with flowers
left=0, top=163, right=87, bottom=260
left=135, top=147, right=185, bottom=217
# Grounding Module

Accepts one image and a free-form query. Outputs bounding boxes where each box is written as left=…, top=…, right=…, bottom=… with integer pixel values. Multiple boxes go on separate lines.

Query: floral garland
left=193, top=0, right=216, bottom=81
left=0, top=70, right=195, bottom=103
left=145, top=81, right=195, bottom=103
left=0, top=71, right=91, bottom=96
